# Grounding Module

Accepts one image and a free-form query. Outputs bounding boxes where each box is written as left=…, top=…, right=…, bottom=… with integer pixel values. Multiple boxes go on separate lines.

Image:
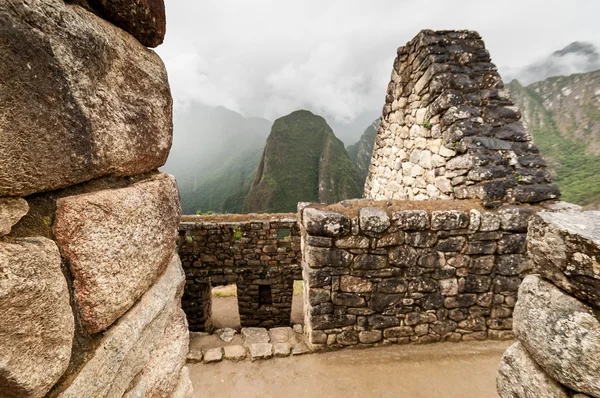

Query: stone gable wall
left=364, top=30, right=560, bottom=206
left=178, top=216, right=302, bottom=331
left=299, top=201, right=537, bottom=349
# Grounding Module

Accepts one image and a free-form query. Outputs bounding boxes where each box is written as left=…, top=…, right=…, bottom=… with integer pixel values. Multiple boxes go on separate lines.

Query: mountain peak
left=553, top=41, right=599, bottom=58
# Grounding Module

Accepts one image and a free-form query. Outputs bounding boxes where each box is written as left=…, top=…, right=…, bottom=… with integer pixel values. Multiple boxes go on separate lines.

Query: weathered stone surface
left=249, top=343, right=273, bottom=361
left=528, top=211, right=600, bottom=308
left=59, top=254, right=185, bottom=398
left=170, top=367, right=193, bottom=398
left=69, top=0, right=166, bottom=47
left=241, top=327, right=270, bottom=346
left=216, top=327, right=237, bottom=342
left=359, top=330, right=383, bottom=344
left=341, top=275, right=374, bottom=293
left=186, top=350, right=203, bottom=364
left=223, top=345, right=247, bottom=361
left=0, top=0, right=172, bottom=197
left=273, top=343, right=291, bottom=357
left=305, top=246, right=353, bottom=268
left=293, top=324, right=304, bottom=334
left=392, top=210, right=430, bottom=230
left=0, top=237, right=74, bottom=398
left=122, top=308, right=189, bottom=398
left=431, top=210, right=469, bottom=230
left=497, top=342, right=569, bottom=398
left=359, top=207, right=391, bottom=233
left=203, top=348, right=223, bottom=363
left=292, top=342, right=311, bottom=355
left=0, top=198, right=28, bottom=236
left=303, top=208, right=351, bottom=237
left=514, top=275, right=600, bottom=397
left=54, top=173, right=181, bottom=333
left=269, top=327, right=293, bottom=343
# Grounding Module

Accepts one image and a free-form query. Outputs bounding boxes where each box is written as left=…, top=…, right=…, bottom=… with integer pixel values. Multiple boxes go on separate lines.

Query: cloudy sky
left=157, top=0, right=600, bottom=131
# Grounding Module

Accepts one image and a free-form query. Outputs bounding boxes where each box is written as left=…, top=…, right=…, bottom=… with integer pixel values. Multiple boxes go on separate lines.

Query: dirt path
left=188, top=340, right=510, bottom=398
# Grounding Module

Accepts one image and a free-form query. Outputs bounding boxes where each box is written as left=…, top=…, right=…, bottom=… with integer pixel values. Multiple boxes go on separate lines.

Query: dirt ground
left=188, top=340, right=510, bottom=398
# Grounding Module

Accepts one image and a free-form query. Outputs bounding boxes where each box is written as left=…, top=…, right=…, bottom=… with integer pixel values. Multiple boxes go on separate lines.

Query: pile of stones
left=497, top=211, right=600, bottom=398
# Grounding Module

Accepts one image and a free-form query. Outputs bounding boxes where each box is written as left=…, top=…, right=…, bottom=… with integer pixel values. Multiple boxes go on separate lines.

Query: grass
left=293, top=280, right=303, bottom=296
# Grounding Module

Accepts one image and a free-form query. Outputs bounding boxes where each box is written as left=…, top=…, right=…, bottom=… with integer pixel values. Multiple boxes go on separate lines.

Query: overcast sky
left=157, top=0, right=600, bottom=126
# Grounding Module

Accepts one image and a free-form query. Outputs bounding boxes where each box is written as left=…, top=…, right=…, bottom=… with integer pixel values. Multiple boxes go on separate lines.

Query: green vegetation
left=508, top=79, right=600, bottom=208
left=195, top=210, right=214, bottom=216
left=244, top=110, right=363, bottom=213
left=232, top=227, right=242, bottom=241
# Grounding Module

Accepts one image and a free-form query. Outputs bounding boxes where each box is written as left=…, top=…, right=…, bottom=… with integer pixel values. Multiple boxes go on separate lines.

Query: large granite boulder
left=68, top=0, right=166, bottom=47
left=0, top=0, right=172, bottom=197
left=54, top=173, right=181, bottom=333
left=497, top=342, right=569, bottom=398
left=0, top=198, right=28, bottom=236
left=0, top=238, right=74, bottom=398
left=528, top=211, right=600, bottom=308
left=58, top=255, right=186, bottom=398
left=122, top=308, right=189, bottom=397
left=170, top=367, right=194, bottom=398
left=513, top=275, right=600, bottom=397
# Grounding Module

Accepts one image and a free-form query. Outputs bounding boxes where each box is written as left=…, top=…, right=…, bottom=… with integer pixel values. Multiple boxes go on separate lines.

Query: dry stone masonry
left=364, top=30, right=560, bottom=206
left=497, top=211, right=600, bottom=398
left=178, top=215, right=302, bottom=331
left=300, top=201, right=534, bottom=349
left=0, top=0, right=192, bottom=397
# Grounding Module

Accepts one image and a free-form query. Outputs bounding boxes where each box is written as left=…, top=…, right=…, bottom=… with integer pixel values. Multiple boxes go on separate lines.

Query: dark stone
left=408, top=277, right=438, bottom=293
left=303, top=208, right=351, bottom=237
left=431, top=211, right=469, bottom=230
left=391, top=210, right=430, bottom=230
left=389, top=246, right=419, bottom=266
left=496, top=254, right=528, bottom=276
left=368, top=293, right=402, bottom=312
left=418, top=251, right=440, bottom=268
left=305, top=247, right=353, bottom=268
left=306, top=236, right=333, bottom=248
left=444, top=294, right=477, bottom=308
left=308, top=288, right=331, bottom=305
left=405, top=232, right=438, bottom=248
left=463, top=241, right=496, bottom=255
left=368, top=314, right=400, bottom=329
left=377, top=278, right=408, bottom=294
left=383, top=326, right=414, bottom=338
left=309, top=302, right=334, bottom=315
left=469, top=256, right=495, bottom=275
left=354, top=254, right=388, bottom=270
left=492, top=121, right=529, bottom=141
left=421, top=293, right=445, bottom=310
left=69, top=0, right=167, bottom=47
left=435, top=236, right=466, bottom=252
left=430, top=320, right=458, bottom=335
left=513, top=184, right=561, bottom=203
left=493, top=276, right=522, bottom=293
left=431, top=266, right=457, bottom=280
left=331, top=292, right=365, bottom=307
left=311, top=314, right=356, bottom=330
left=448, top=308, right=469, bottom=322
left=497, top=234, right=526, bottom=254
left=461, top=275, right=492, bottom=293
left=458, top=317, right=487, bottom=331
left=336, top=330, right=358, bottom=345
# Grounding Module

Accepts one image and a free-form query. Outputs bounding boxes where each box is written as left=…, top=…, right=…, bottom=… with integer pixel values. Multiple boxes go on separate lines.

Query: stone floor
left=187, top=325, right=309, bottom=364
left=188, top=340, right=512, bottom=398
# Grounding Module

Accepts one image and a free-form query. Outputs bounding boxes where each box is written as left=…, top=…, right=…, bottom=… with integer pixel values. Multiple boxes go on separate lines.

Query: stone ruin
left=364, top=30, right=560, bottom=206
left=178, top=215, right=302, bottom=331
left=0, top=0, right=192, bottom=397
left=1, top=5, right=598, bottom=395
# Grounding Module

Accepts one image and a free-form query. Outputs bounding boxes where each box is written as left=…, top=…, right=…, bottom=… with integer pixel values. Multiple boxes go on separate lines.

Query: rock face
left=528, top=211, right=600, bottom=308
left=0, top=238, right=74, bottom=398
left=364, top=30, right=559, bottom=205
left=497, top=342, right=568, bottom=398
left=0, top=198, right=28, bottom=236
left=58, top=255, right=185, bottom=398
left=512, top=275, right=600, bottom=397
left=54, top=173, right=181, bottom=333
left=69, top=0, right=167, bottom=47
left=0, top=0, right=172, bottom=197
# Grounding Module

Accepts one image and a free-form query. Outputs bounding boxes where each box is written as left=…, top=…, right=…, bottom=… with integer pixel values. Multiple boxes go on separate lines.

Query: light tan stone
left=0, top=237, right=74, bottom=398
left=0, top=198, right=28, bottom=236
left=59, top=254, right=185, bottom=398
left=54, top=173, right=181, bottom=333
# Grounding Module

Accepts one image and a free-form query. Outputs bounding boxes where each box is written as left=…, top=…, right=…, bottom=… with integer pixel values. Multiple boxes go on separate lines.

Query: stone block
left=216, top=327, right=237, bottom=342
left=359, top=207, right=391, bottom=234
left=514, top=275, right=600, bottom=397
left=223, top=345, right=247, bottom=361
left=59, top=255, right=185, bottom=398
left=70, top=0, right=166, bottom=47
left=273, top=343, right=291, bottom=357
left=392, top=210, right=430, bottom=230
left=0, top=0, right=172, bottom=197
left=340, top=275, right=374, bottom=293
left=0, top=237, right=74, bottom=398
left=204, top=348, right=223, bottom=363
left=292, top=342, right=311, bottom=355
left=54, top=173, right=181, bottom=333
left=269, top=327, right=293, bottom=343
left=305, top=246, right=353, bottom=268
left=497, top=342, right=569, bottom=398
left=0, top=198, right=28, bottom=237
left=249, top=343, right=273, bottom=361
left=303, top=208, right=351, bottom=237
left=431, top=210, right=469, bottom=230
left=241, top=327, right=270, bottom=346
left=528, top=211, right=600, bottom=308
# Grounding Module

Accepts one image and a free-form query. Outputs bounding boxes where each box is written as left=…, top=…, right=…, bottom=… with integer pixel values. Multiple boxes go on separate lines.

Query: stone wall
left=364, top=30, right=560, bottom=206
left=0, top=1, right=192, bottom=397
left=497, top=210, right=600, bottom=398
left=299, top=200, right=536, bottom=349
left=178, top=215, right=302, bottom=332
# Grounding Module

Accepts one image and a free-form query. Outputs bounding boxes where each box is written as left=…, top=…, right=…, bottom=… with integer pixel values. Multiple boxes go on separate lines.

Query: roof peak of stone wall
left=364, top=29, right=560, bottom=207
